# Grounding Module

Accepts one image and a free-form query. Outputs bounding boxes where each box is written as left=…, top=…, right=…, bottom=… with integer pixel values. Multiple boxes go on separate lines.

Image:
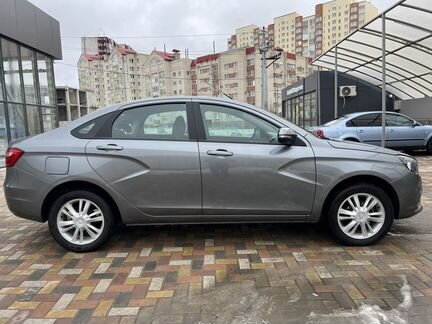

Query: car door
left=85, top=101, right=202, bottom=217
left=351, top=113, right=384, bottom=146
left=195, top=101, right=316, bottom=217
left=386, top=113, right=425, bottom=149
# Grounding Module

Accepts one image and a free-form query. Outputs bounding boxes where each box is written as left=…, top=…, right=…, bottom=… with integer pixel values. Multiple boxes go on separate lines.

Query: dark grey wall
left=0, top=0, right=62, bottom=59
left=398, top=98, right=432, bottom=125
left=319, top=72, right=394, bottom=124
left=282, top=71, right=395, bottom=125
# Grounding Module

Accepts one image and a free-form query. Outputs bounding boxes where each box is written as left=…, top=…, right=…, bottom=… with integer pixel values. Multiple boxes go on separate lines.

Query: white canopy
left=312, top=0, right=432, bottom=100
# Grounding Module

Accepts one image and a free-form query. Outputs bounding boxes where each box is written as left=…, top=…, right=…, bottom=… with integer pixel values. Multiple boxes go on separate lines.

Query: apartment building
left=78, top=38, right=192, bottom=107
left=141, top=51, right=192, bottom=98
left=191, top=48, right=313, bottom=115
left=227, top=0, right=378, bottom=58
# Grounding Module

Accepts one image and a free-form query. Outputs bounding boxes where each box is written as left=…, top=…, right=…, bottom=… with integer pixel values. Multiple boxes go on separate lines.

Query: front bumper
left=392, top=170, right=423, bottom=219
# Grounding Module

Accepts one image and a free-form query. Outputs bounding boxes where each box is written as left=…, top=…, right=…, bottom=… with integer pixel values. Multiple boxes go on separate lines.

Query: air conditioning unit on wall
left=339, top=85, right=357, bottom=97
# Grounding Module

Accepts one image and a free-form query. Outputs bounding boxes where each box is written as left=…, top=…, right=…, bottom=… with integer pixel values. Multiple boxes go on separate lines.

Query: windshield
left=323, top=116, right=349, bottom=126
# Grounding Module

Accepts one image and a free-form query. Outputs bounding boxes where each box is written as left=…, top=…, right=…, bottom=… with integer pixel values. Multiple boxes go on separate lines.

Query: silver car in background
left=4, top=97, right=423, bottom=252
left=312, top=111, right=432, bottom=153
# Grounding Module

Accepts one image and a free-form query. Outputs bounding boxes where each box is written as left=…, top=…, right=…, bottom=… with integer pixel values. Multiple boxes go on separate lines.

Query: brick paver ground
left=0, top=156, right=431, bottom=323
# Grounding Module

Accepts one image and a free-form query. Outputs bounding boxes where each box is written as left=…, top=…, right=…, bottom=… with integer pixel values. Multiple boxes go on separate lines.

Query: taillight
left=316, top=129, right=326, bottom=139
left=5, top=148, right=24, bottom=168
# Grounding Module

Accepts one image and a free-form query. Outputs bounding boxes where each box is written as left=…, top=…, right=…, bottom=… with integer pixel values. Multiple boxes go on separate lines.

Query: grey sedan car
left=312, top=111, right=432, bottom=153
left=4, top=97, right=422, bottom=252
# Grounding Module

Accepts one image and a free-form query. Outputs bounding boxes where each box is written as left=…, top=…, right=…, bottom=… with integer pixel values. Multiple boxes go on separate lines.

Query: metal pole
left=381, top=13, right=386, bottom=147
left=261, top=27, right=268, bottom=111
left=334, top=46, right=338, bottom=119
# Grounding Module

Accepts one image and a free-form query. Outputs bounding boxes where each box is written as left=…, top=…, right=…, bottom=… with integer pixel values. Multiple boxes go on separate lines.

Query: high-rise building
left=81, top=36, right=119, bottom=57
left=227, top=0, right=378, bottom=58
left=78, top=39, right=192, bottom=107
left=191, top=48, right=313, bottom=115
left=79, top=37, right=314, bottom=114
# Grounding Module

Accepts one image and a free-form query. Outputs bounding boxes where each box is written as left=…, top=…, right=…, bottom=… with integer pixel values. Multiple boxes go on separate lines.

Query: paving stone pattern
left=0, top=156, right=430, bottom=323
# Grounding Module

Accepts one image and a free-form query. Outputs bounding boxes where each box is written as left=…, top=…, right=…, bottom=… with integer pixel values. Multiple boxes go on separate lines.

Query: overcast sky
left=29, top=0, right=398, bottom=88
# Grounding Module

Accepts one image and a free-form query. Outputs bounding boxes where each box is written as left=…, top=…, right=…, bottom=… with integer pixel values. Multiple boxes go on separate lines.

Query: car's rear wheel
left=48, top=190, right=114, bottom=252
left=327, top=183, right=394, bottom=246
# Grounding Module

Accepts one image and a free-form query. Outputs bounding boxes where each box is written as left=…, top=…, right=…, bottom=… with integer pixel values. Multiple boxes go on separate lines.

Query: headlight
left=399, top=155, right=418, bottom=174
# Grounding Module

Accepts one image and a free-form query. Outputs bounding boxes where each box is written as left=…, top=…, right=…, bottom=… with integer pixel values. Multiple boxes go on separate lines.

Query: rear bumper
left=392, top=171, right=423, bottom=219
left=4, top=168, right=49, bottom=222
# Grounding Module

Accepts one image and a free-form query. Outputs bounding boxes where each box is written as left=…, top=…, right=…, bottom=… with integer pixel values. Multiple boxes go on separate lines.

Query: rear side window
left=111, top=103, right=189, bottom=140
left=71, top=113, right=112, bottom=139
left=350, top=114, right=382, bottom=127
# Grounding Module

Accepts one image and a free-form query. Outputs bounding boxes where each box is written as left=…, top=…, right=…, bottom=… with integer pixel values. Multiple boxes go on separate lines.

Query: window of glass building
left=0, top=36, right=59, bottom=164
left=42, top=107, right=58, bottom=131
left=0, top=103, right=7, bottom=153
left=42, top=107, right=58, bottom=132
left=2, top=39, right=23, bottom=103
left=26, top=105, right=42, bottom=136
left=8, top=103, right=26, bottom=140
left=284, top=92, right=317, bottom=128
left=37, top=53, right=55, bottom=106
left=20, top=46, right=38, bottom=105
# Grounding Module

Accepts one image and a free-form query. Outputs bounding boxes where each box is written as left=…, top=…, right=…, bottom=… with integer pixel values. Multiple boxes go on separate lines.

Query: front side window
left=112, top=103, right=188, bottom=140
left=200, top=104, right=278, bottom=144
left=386, top=114, right=413, bottom=127
left=350, top=114, right=382, bottom=127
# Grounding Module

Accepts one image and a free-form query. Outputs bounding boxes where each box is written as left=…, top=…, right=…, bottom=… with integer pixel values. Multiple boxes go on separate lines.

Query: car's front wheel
left=48, top=190, right=115, bottom=252
left=426, top=139, right=432, bottom=155
left=327, top=183, right=394, bottom=246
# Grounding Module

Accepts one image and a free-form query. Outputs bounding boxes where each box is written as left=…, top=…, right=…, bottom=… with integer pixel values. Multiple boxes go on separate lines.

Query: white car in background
left=312, top=111, right=432, bottom=153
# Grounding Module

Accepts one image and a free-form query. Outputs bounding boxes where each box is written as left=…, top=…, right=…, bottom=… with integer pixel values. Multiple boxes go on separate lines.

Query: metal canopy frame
left=313, top=0, right=432, bottom=100
left=312, top=0, right=432, bottom=146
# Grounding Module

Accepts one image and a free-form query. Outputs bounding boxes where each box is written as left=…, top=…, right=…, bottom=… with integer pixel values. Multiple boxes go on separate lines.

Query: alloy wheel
left=56, top=198, right=105, bottom=245
left=337, top=193, right=385, bottom=240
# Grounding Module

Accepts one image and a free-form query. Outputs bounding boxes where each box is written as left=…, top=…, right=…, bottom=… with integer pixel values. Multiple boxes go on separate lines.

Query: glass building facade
left=0, top=36, right=58, bottom=156
left=283, top=91, right=318, bottom=129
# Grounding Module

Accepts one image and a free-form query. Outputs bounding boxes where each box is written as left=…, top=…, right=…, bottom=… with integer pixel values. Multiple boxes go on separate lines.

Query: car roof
left=344, top=111, right=402, bottom=118
left=57, top=96, right=310, bottom=138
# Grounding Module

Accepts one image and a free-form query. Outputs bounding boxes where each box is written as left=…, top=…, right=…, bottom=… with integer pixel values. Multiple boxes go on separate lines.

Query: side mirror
left=278, top=127, right=297, bottom=146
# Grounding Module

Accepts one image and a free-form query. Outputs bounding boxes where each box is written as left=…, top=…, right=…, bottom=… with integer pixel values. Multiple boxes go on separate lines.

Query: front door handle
left=207, top=149, right=233, bottom=157
left=96, top=144, right=123, bottom=151
left=358, top=129, right=364, bottom=133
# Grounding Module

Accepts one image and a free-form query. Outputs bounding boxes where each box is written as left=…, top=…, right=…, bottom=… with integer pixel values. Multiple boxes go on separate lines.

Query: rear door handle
left=96, top=144, right=123, bottom=151
left=207, top=149, right=233, bottom=157
left=358, top=129, right=364, bottom=133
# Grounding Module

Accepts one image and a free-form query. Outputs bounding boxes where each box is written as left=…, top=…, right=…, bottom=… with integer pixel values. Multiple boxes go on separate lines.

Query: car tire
left=427, top=139, right=432, bottom=155
left=48, top=190, right=115, bottom=252
left=327, top=183, right=394, bottom=246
